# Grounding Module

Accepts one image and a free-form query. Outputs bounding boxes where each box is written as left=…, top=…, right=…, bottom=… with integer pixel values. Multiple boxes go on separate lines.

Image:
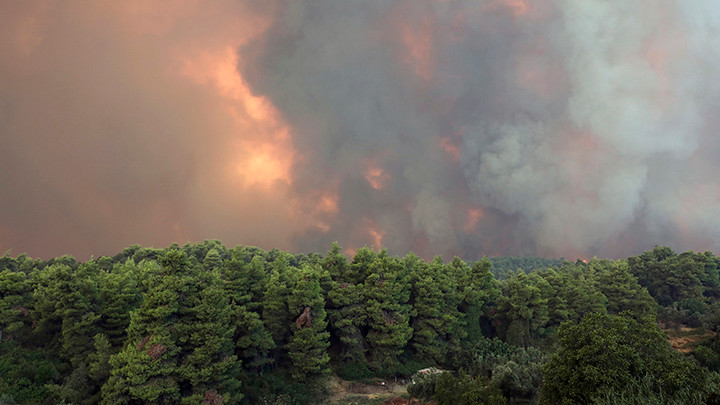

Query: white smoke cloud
left=458, top=0, right=720, bottom=257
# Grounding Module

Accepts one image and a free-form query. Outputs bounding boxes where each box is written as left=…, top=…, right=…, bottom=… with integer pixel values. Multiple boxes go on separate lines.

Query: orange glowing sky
left=364, top=162, right=391, bottom=191
left=1, top=0, right=719, bottom=261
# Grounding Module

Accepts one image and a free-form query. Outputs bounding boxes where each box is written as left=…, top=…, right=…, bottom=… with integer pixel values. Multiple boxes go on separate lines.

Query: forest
left=2, top=242, right=720, bottom=404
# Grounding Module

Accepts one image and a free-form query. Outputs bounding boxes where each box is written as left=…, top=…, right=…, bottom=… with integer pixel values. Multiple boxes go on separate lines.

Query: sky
left=1, top=0, right=720, bottom=261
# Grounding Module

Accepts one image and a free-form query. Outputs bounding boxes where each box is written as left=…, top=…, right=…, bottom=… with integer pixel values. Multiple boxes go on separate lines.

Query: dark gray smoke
left=240, top=0, right=720, bottom=259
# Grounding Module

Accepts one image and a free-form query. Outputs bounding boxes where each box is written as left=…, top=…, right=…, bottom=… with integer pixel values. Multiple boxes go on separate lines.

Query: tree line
left=2, top=242, right=720, bottom=404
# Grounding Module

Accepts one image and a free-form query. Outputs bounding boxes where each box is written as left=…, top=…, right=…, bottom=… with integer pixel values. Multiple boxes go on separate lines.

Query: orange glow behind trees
left=399, top=18, right=435, bottom=81
left=367, top=220, right=386, bottom=249
left=440, top=136, right=461, bottom=162
left=464, top=207, right=485, bottom=233
left=485, top=0, right=530, bottom=17
left=180, top=46, right=295, bottom=189
left=318, top=191, right=339, bottom=214
left=364, top=162, right=390, bottom=191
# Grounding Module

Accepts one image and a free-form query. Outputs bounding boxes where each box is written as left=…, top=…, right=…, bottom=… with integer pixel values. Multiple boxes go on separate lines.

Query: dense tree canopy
left=1, top=243, right=720, bottom=404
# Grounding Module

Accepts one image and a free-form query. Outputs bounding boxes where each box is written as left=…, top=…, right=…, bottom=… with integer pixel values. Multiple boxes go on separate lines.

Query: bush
left=492, top=360, right=542, bottom=400
left=241, top=371, right=328, bottom=405
left=592, top=373, right=720, bottom=405
left=434, top=372, right=506, bottom=405
left=455, top=338, right=546, bottom=402
left=407, top=372, right=438, bottom=401
left=337, top=361, right=373, bottom=381
left=542, top=312, right=715, bottom=404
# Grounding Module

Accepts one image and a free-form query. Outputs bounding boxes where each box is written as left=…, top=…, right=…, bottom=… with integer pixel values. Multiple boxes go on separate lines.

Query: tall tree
left=595, top=260, right=654, bottom=316
left=363, top=251, right=412, bottom=371
left=96, top=259, right=142, bottom=348
left=409, top=255, right=463, bottom=365
left=455, top=258, right=500, bottom=344
left=32, top=262, right=101, bottom=367
left=326, top=243, right=368, bottom=367
left=222, top=253, right=274, bottom=374
left=285, top=264, right=331, bottom=381
left=102, top=250, right=241, bottom=404
left=496, top=272, right=550, bottom=347
left=203, top=248, right=223, bottom=272
left=0, top=269, right=32, bottom=343
left=262, top=254, right=298, bottom=364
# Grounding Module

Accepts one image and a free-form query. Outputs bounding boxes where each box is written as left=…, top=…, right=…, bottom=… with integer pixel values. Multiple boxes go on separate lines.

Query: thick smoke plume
left=241, top=0, right=720, bottom=259
left=1, top=1, right=719, bottom=260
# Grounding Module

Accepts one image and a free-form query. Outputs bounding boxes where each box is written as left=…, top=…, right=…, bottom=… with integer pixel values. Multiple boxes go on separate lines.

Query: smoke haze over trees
left=1, top=1, right=720, bottom=261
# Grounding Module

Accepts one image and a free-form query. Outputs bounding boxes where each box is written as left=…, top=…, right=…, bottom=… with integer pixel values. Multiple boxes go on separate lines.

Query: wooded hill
left=2, top=242, right=720, bottom=404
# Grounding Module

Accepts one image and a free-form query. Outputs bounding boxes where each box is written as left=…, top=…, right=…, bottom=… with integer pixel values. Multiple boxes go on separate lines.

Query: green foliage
left=363, top=251, right=413, bottom=371
left=408, top=255, right=464, bottom=365
left=496, top=272, right=550, bottom=346
left=456, top=337, right=546, bottom=402
left=286, top=264, right=331, bottom=381
left=592, top=373, right=720, bottom=405
left=336, top=361, right=374, bottom=381
left=0, top=269, right=32, bottom=343
left=692, top=331, right=720, bottom=372
left=538, top=265, right=607, bottom=328
left=241, top=370, right=320, bottom=405
left=407, top=372, right=439, bottom=401
left=222, top=251, right=274, bottom=373
left=32, top=262, right=102, bottom=367
left=203, top=248, right=223, bottom=271
left=628, top=246, right=716, bottom=306
left=541, top=312, right=712, bottom=404
left=88, top=334, right=112, bottom=384
left=457, top=258, right=500, bottom=345
left=96, top=260, right=142, bottom=348
left=4, top=242, right=720, bottom=405
left=327, top=243, right=368, bottom=366
left=184, top=239, right=229, bottom=265
left=102, top=250, right=241, bottom=404
left=0, top=341, right=62, bottom=404
left=593, top=260, right=654, bottom=316
left=487, top=256, right=564, bottom=280
left=263, top=259, right=297, bottom=357
left=434, top=372, right=506, bottom=405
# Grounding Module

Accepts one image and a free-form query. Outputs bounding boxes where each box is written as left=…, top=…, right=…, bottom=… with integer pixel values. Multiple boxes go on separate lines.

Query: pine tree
left=32, top=262, right=101, bottom=367
left=222, top=253, right=274, bottom=374
left=262, top=255, right=298, bottom=363
left=285, top=264, right=331, bottom=381
left=203, top=248, right=223, bottom=272
left=496, top=272, right=549, bottom=347
left=595, top=260, right=654, bottom=316
left=0, top=269, right=32, bottom=343
left=101, top=250, right=241, bottom=404
left=409, top=255, right=463, bottom=365
left=539, top=264, right=607, bottom=327
left=455, top=258, right=500, bottom=344
left=363, top=251, right=412, bottom=371
left=326, top=243, right=368, bottom=367
left=96, top=259, right=142, bottom=348
left=224, top=254, right=270, bottom=313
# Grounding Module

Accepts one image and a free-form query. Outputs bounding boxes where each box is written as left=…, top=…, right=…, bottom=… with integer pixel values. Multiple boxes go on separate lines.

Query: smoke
left=240, top=0, right=720, bottom=259
left=1, top=1, right=719, bottom=260
left=0, top=1, right=302, bottom=259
